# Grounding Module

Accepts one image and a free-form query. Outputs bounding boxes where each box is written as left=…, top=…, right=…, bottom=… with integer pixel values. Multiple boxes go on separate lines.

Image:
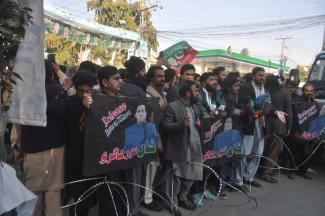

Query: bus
left=307, top=51, right=325, bottom=102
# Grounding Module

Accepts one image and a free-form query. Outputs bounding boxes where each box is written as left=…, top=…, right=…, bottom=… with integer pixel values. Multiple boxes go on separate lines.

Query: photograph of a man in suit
left=124, top=104, right=157, bottom=152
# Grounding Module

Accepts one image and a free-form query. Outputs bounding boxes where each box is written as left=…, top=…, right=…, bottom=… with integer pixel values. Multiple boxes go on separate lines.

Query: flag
left=163, top=41, right=197, bottom=75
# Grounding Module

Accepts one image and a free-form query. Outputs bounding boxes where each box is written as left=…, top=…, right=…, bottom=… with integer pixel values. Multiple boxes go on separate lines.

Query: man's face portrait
left=135, top=105, right=147, bottom=124
left=224, top=117, right=233, bottom=132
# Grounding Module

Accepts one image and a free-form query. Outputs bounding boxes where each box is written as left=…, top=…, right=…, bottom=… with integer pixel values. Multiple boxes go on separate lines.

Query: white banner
left=7, top=0, right=47, bottom=126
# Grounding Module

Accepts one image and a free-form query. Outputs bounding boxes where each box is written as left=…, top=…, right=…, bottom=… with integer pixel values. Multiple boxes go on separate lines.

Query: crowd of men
left=7, top=56, right=321, bottom=216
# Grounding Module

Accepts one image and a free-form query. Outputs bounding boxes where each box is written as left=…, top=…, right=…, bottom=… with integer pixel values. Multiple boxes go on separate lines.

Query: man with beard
left=212, top=66, right=227, bottom=91
left=115, top=58, right=150, bottom=216
left=238, top=67, right=287, bottom=188
left=198, top=72, right=219, bottom=114
left=142, top=65, right=166, bottom=212
left=292, top=83, right=319, bottom=180
left=162, top=81, right=204, bottom=216
left=120, top=56, right=147, bottom=99
left=166, top=64, right=196, bottom=103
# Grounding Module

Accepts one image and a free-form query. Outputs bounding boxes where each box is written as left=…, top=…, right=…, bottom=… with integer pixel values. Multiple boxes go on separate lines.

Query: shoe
left=218, top=192, right=228, bottom=200
left=203, top=190, right=217, bottom=201
left=142, top=201, right=162, bottom=212
left=297, top=172, right=312, bottom=180
left=208, top=187, right=219, bottom=196
left=244, top=179, right=261, bottom=187
left=172, top=207, right=183, bottom=216
left=192, top=194, right=203, bottom=207
left=178, top=199, right=197, bottom=211
left=260, top=174, right=278, bottom=183
left=287, top=173, right=295, bottom=180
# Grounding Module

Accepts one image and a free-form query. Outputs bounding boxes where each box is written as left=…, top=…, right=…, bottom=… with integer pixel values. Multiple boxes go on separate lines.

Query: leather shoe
left=142, top=201, right=162, bottom=212
left=178, top=199, right=197, bottom=211
left=260, top=175, right=278, bottom=183
left=244, top=179, right=261, bottom=187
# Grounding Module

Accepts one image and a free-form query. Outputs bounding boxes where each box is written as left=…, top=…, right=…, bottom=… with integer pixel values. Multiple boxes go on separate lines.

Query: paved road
left=139, top=163, right=325, bottom=216
left=81, top=162, right=325, bottom=216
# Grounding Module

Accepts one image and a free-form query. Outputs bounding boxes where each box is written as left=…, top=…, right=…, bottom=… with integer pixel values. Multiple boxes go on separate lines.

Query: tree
left=87, top=0, right=159, bottom=65
left=44, top=33, right=81, bottom=66
left=240, top=48, right=249, bottom=56
left=0, top=0, right=32, bottom=162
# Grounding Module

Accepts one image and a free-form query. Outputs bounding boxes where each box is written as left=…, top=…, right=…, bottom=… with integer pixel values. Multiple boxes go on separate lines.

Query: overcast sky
left=45, top=0, right=325, bottom=67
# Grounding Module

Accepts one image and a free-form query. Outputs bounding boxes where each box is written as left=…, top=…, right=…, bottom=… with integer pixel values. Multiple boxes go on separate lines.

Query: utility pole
left=138, top=0, right=161, bottom=64
left=322, top=26, right=325, bottom=51
left=139, top=0, right=160, bottom=39
left=275, top=36, right=292, bottom=74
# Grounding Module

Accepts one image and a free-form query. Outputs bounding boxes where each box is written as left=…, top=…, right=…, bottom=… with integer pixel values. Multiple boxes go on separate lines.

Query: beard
left=190, top=95, right=198, bottom=104
left=134, top=75, right=147, bottom=91
left=206, top=84, right=215, bottom=92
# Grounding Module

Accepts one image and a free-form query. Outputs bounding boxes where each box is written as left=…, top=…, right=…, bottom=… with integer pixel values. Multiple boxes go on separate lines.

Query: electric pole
left=139, top=0, right=160, bottom=39
left=322, top=26, right=325, bottom=51
left=275, top=36, right=292, bottom=73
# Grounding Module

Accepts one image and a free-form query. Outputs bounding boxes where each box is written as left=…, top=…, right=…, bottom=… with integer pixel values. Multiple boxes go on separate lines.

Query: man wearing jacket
left=162, top=81, right=204, bottom=216
left=237, top=67, right=287, bottom=188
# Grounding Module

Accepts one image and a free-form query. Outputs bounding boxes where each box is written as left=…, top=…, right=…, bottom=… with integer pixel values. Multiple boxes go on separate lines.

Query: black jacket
left=238, top=82, right=277, bottom=135
left=265, top=89, right=292, bottom=136
left=120, top=80, right=146, bottom=100
left=238, top=82, right=258, bottom=135
left=21, top=81, right=67, bottom=153
left=47, top=91, right=90, bottom=203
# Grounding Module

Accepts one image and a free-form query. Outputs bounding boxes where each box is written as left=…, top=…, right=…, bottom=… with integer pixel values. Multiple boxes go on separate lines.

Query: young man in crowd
left=162, top=81, right=204, bottom=216
left=20, top=60, right=68, bottom=216
left=164, top=68, right=177, bottom=103
left=281, top=79, right=300, bottom=179
left=291, top=83, right=318, bottom=180
left=212, top=66, right=227, bottom=90
left=167, top=64, right=196, bottom=103
left=142, top=65, right=167, bottom=212
left=119, top=57, right=150, bottom=216
left=120, top=56, right=147, bottom=98
left=260, top=75, right=292, bottom=183
left=237, top=67, right=288, bottom=188
left=194, top=73, right=201, bottom=88
left=237, top=66, right=266, bottom=188
left=198, top=72, right=220, bottom=114
left=47, top=70, right=97, bottom=216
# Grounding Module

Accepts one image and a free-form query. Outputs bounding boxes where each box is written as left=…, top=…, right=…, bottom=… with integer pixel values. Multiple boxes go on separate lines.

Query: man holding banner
left=162, top=81, right=204, bottom=216
left=291, top=83, right=322, bottom=180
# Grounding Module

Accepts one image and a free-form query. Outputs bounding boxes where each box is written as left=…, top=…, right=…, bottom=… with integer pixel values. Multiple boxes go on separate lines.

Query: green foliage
left=0, top=0, right=32, bottom=87
left=44, top=33, right=81, bottom=66
left=297, top=65, right=310, bottom=82
left=0, top=1, right=32, bottom=112
left=87, top=0, right=158, bottom=65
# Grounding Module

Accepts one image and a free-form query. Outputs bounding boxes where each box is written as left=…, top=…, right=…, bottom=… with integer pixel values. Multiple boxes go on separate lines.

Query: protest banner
left=201, top=115, right=244, bottom=166
left=163, top=41, right=197, bottom=75
left=83, top=94, right=159, bottom=176
left=293, top=102, right=325, bottom=140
